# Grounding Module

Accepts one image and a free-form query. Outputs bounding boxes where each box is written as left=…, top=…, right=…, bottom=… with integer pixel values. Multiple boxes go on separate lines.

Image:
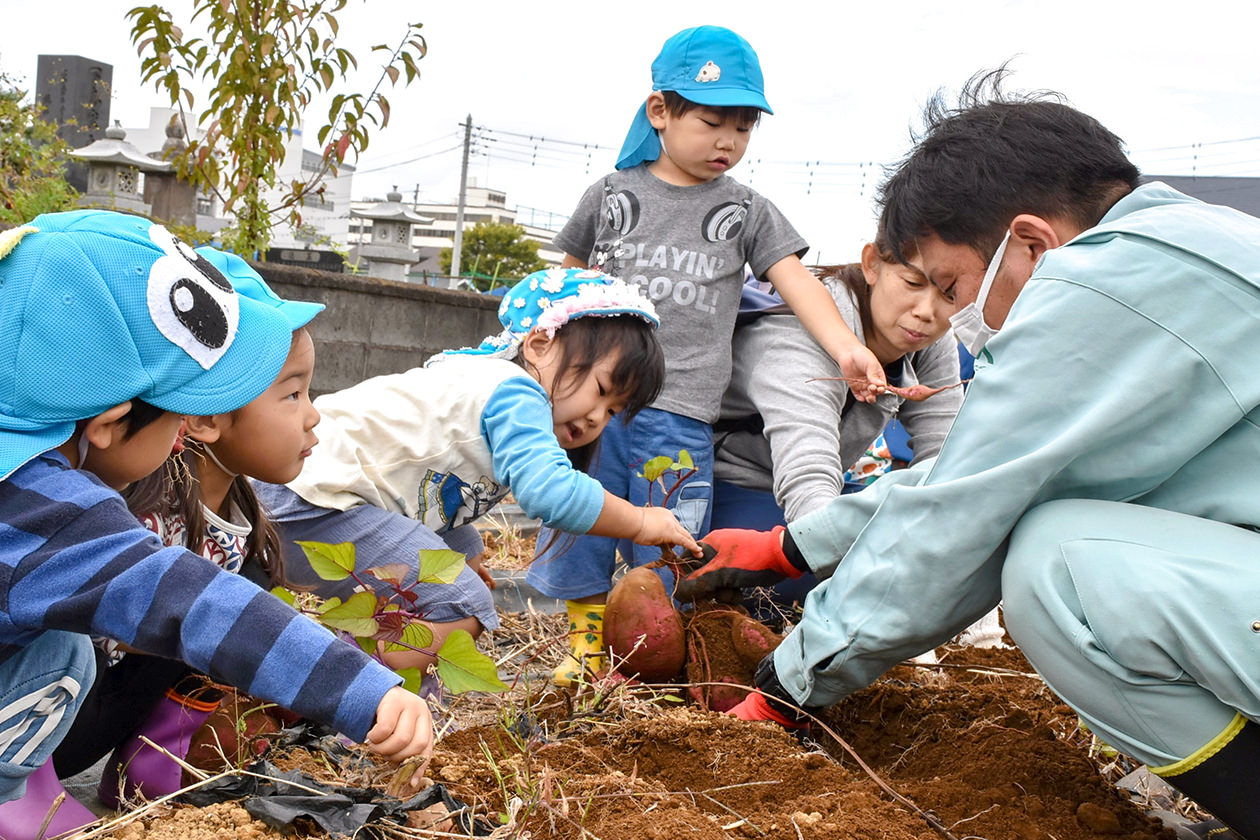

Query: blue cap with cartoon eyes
left=0, top=210, right=323, bottom=480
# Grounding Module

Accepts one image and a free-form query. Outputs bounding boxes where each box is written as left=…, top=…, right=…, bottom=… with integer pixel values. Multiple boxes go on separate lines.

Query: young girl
left=52, top=321, right=322, bottom=807
left=253, top=267, right=701, bottom=678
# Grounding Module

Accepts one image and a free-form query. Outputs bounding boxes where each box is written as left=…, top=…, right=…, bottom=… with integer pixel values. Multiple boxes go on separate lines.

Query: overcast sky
left=4, top=0, right=1258, bottom=262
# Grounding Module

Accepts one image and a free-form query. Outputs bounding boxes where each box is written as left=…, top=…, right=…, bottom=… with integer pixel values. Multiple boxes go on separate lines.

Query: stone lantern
left=70, top=121, right=173, bottom=214
left=349, top=188, right=432, bottom=282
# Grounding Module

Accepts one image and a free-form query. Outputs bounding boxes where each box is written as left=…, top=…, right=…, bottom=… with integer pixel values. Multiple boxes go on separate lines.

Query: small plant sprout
left=274, top=541, right=508, bottom=695
left=637, top=449, right=698, bottom=508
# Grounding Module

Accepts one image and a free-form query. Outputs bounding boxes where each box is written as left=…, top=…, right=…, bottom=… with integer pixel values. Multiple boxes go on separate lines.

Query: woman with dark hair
left=709, top=239, right=962, bottom=606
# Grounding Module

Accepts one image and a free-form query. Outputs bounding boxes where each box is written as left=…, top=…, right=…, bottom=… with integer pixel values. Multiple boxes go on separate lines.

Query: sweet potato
left=685, top=607, right=784, bottom=712
left=604, top=565, right=686, bottom=681
left=807, top=376, right=969, bottom=401
left=730, top=614, right=782, bottom=669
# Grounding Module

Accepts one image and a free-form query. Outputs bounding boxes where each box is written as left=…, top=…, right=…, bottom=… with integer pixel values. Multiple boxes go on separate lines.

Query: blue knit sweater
left=0, top=452, right=401, bottom=741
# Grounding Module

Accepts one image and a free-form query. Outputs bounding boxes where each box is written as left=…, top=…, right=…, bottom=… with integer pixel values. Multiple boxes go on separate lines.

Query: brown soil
left=88, top=622, right=1175, bottom=840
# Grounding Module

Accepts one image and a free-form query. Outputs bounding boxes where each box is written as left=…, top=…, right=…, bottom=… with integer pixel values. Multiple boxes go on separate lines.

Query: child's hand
left=836, top=342, right=886, bottom=404
left=634, top=506, right=703, bottom=557
left=466, top=551, right=496, bottom=590
left=366, top=686, right=435, bottom=790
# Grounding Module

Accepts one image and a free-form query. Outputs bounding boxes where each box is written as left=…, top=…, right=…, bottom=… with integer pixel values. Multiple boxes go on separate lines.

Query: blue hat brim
left=0, top=422, right=75, bottom=481
left=677, top=87, right=772, bottom=114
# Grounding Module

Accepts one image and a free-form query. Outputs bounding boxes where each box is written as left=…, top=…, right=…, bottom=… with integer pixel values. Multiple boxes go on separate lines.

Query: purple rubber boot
left=0, top=759, right=97, bottom=840
left=97, top=690, right=219, bottom=809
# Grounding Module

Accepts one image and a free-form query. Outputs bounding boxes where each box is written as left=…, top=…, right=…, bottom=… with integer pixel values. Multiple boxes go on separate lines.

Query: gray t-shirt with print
left=554, top=164, right=807, bottom=423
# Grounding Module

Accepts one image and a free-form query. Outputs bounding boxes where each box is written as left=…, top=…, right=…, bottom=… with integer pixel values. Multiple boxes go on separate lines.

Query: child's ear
left=646, top=91, right=669, bottom=130
left=183, top=414, right=223, bottom=445
left=518, top=328, right=557, bottom=367
left=81, top=402, right=137, bottom=452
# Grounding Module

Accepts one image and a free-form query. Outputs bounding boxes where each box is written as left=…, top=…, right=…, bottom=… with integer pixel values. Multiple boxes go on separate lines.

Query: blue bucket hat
left=0, top=210, right=323, bottom=480
left=437, top=267, right=658, bottom=362
left=616, top=25, right=772, bottom=171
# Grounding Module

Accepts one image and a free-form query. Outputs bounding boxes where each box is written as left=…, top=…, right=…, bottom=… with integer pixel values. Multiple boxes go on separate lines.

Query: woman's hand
left=633, top=506, right=703, bottom=557
left=833, top=341, right=886, bottom=403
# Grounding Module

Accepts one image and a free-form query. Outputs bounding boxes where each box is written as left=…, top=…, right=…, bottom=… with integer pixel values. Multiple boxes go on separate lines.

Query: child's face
left=86, top=411, right=186, bottom=490
left=648, top=99, right=755, bottom=186
left=529, top=339, right=628, bottom=450
left=205, top=330, right=320, bottom=484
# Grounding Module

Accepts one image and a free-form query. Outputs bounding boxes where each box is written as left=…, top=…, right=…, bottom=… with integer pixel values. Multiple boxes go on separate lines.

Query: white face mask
left=949, top=230, right=1010, bottom=356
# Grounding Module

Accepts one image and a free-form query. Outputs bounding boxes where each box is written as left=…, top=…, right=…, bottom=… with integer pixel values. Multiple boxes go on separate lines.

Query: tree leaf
left=296, top=540, right=357, bottom=581
left=675, top=449, right=694, bottom=469
left=435, top=630, right=508, bottom=694
left=417, top=549, right=466, bottom=584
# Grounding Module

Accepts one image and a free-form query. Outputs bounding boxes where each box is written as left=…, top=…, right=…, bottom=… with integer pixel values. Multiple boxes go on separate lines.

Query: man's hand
left=726, top=654, right=814, bottom=729
left=366, top=686, right=434, bottom=791
left=674, top=526, right=802, bottom=601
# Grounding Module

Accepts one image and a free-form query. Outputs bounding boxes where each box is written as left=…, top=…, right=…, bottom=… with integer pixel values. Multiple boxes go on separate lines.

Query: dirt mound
left=90, top=631, right=1176, bottom=840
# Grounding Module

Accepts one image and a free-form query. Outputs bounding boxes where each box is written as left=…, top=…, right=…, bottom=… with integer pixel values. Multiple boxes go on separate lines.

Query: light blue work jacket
left=778, top=183, right=1260, bottom=705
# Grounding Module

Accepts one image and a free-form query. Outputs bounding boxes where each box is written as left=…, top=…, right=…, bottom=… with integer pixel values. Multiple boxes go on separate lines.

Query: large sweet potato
left=685, top=607, right=783, bottom=712
left=604, top=565, right=686, bottom=681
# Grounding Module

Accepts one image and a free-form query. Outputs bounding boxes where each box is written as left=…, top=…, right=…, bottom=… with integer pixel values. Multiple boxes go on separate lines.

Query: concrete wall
left=253, top=261, right=501, bottom=396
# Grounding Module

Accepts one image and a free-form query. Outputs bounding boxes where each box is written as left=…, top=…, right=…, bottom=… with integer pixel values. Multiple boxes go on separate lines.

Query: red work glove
left=674, top=526, right=803, bottom=602
left=728, top=692, right=808, bottom=728
left=726, top=655, right=812, bottom=729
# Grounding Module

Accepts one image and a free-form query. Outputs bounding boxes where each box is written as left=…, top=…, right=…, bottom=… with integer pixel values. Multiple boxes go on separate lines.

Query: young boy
left=0, top=211, right=431, bottom=839
left=527, top=25, right=885, bottom=684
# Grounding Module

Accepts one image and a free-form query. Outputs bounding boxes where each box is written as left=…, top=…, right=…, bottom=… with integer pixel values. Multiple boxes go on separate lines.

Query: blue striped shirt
left=0, top=451, right=401, bottom=741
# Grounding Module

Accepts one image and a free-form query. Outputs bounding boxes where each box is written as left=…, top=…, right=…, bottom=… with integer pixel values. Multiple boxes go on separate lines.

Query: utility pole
left=451, top=114, right=472, bottom=281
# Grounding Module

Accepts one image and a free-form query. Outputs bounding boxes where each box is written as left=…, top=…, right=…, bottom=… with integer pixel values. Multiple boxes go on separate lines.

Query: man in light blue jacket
left=677, top=69, right=1260, bottom=837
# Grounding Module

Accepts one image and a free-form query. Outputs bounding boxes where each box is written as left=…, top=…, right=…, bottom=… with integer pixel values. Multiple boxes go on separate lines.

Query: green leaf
left=270, top=586, right=297, bottom=606
left=435, top=630, right=508, bottom=694
left=417, top=549, right=466, bottom=584
left=383, top=620, right=434, bottom=654
left=675, top=449, right=694, bottom=469
left=318, top=591, right=379, bottom=637
left=397, top=666, right=424, bottom=695
left=296, top=540, right=357, bottom=581
left=639, top=455, right=673, bottom=484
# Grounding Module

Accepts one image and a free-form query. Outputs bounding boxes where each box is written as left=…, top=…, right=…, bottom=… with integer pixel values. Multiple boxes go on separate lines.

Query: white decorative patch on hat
left=696, top=61, right=721, bottom=83
left=146, top=224, right=240, bottom=370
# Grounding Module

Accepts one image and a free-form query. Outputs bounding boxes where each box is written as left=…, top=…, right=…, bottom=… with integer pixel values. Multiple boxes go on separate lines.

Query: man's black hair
left=879, top=64, right=1141, bottom=263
